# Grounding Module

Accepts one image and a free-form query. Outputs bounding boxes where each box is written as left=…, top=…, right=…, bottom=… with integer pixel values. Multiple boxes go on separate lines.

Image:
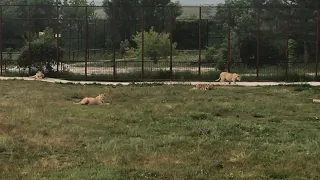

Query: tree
left=2, top=0, right=25, bottom=49
left=262, top=0, right=319, bottom=64
left=213, top=0, right=257, bottom=65
left=17, top=27, right=64, bottom=72
left=288, top=39, right=298, bottom=66
left=17, top=0, right=59, bottom=38
left=60, top=0, right=97, bottom=51
left=211, top=0, right=320, bottom=67
left=172, top=16, right=208, bottom=50
left=102, top=0, right=182, bottom=46
left=1, top=0, right=58, bottom=50
left=126, top=27, right=177, bottom=64
left=286, top=0, right=318, bottom=64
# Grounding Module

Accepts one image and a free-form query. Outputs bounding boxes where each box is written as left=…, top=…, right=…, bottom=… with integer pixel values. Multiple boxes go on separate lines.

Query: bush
left=204, top=46, right=219, bottom=63
left=4, top=47, right=13, bottom=61
left=17, top=27, right=64, bottom=72
left=288, top=39, right=298, bottom=67
left=126, top=27, right=178, bottom=64
left=204, top=45, right=227, bottom=71
left=120, top=39, right=130, bottom=58
left=105, top=37, right=113, bottom=50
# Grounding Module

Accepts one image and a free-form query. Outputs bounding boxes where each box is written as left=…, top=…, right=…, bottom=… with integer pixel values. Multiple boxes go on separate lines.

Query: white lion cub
left=215, top=72, right=241, bottom=85
left=30, top=71, right=45, bottom=80
left=75, top=94, right=105, bottom=105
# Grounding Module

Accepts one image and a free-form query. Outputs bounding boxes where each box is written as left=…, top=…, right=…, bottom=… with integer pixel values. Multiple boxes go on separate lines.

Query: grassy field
left=1, top=81, right=320, bottom=179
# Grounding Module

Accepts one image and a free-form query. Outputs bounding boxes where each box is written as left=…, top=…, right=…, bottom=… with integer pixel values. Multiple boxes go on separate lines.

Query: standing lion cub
left=75, top=94, right=105, bottom=105
left=215, top=72, right=241, bottom=85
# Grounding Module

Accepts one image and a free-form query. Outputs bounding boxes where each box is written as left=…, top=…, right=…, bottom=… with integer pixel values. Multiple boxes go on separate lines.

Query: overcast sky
left=94, top=0, right=225, bottom=5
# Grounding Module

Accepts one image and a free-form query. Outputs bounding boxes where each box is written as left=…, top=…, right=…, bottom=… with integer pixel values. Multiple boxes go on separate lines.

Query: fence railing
left=0, top=4, right=319, bottom=82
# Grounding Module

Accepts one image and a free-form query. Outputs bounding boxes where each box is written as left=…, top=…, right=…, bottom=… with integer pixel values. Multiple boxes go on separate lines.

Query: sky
left=94, top=0, right=225, bottom=5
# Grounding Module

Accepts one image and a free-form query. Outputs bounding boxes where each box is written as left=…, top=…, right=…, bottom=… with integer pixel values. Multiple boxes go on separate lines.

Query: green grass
left=1, top=80, right=320, bottom=179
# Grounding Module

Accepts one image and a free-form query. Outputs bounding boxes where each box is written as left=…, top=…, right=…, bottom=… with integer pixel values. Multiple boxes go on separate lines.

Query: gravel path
left=1, top=76, right=320, bottom=86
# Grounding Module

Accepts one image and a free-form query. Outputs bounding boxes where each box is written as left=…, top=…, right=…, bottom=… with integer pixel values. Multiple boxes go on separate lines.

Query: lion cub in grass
left=75, top=94, right=105, bottom=105
left=190, top=84, right=214, bottom=91
left=30, top=71, right=45, bottom=80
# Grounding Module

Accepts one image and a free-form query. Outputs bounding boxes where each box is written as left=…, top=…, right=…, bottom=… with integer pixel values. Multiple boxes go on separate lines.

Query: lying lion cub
left=190, top=84, right=214, bottom=91
left=30, top=71, right=45, bottom=80
left=75, top=94, right=105, bottom=105
left=215, top=72, right=241, bottom=85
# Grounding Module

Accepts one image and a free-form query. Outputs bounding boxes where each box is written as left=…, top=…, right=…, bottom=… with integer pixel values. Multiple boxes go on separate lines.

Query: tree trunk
left=304, top=40, right=309, bottom=64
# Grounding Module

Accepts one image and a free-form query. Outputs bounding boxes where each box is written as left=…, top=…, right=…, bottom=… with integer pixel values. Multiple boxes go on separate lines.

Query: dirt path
left=1, top=76, right=320, bottom=86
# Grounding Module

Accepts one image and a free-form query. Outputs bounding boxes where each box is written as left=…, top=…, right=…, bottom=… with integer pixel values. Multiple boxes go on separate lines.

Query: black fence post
left=84, top=6, right=88, bottom=80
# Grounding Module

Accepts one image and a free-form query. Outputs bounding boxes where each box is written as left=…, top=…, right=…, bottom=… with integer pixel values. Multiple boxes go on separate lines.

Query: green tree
left=126, top=27, right=177, bottom=64
left=102, top=0, right=182, bottom=45
left=17, top=0, right=59, bottom=37
left=212, top=0, right=304, bottom=67
left=213, top=0, right=256, bottom=65
left=60, top=0, right=97, bottom=50
left=0, top=0, right=61, bottom=53
left=1, top=0, right=58, bottom=50
left=262, top=0, right=319, bottom=64
left=17, top=27, right=64, bottom=72
left=285, top=0, right=319, bottom=64
left=2, top=0, right=25, bottom=49
left=172, top=16, right=208, bottom=50
left=288, top=39, right=298, bottom=66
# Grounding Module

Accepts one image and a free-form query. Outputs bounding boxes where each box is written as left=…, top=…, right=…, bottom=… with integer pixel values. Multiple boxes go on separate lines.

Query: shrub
left=120, top=39, right=130, bottom=58
left=4, top=47, right=13, bottom=61
left=204, top=46, right=219, bottom=63
left=288, top=39, right=298, bottom=67
left=204, top=45, right=227, bottom=71
left=17, top=27, right=64, bottom=72
left=105, top=37, right=113, bottom=50
left=216, top=46, right=228, bottom=71
left=126, top=27, right=178, bottom=64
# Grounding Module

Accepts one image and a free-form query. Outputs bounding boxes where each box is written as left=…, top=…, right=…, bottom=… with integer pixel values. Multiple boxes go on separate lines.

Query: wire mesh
left=0, top=4, right=319, bottom=81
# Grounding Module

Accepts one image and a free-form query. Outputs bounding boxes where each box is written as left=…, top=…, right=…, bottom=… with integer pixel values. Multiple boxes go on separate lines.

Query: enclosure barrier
left=0, top=4, right=319, bottom=82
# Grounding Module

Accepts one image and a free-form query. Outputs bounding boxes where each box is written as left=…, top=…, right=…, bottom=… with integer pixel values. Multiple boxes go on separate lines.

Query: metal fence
left=0, top=4, right=319, bottom=82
